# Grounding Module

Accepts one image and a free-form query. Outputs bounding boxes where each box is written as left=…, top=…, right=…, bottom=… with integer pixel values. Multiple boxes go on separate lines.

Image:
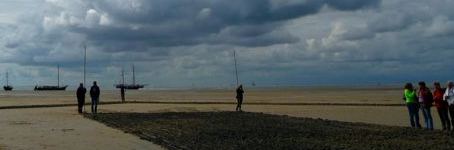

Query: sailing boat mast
left=114, top=65, right=144, bottom=90
left=234, top=50, right=239, bottom=86
left=57, top=65, right=60, bottom=87
left=3, top=71, right=13, bottom=91
left=6, top=72, right=9, bottom=86
left=122, top=68, right=125, bottom=86
left=132, top=64, right=135, bottom=85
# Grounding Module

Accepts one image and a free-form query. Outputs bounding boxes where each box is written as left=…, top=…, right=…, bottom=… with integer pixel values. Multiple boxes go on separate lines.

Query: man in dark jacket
left=90, top=81, right=100, bottom=114
left=76, top=83, right=86, bottom=113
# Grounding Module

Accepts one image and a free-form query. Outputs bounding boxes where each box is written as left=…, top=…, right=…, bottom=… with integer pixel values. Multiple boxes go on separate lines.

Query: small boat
left=115, top=65, right=145, bottom=90
left=3, top=86, right=12, bottom=91
left=115, top=84, right=145, bottom=90
left=3, top=72, right=13, bottom=91
left=34, top=65, right=67, bottom=91
left=34, top=85, right=68, bottom=91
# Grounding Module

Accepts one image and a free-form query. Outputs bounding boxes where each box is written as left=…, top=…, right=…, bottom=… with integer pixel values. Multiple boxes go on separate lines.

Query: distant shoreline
left=0, top=85, right=403, bottom=91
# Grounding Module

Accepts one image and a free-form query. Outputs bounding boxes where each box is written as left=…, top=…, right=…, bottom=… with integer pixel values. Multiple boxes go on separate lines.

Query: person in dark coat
left=76, top=83, right=86, bottom=113
left=236, top=85, right=244, bottom=111
left=121, top=86, right=125, bottom=102
left=418, top=81, right=434, bottom=130
left=90, top=81, right=100, bottom=114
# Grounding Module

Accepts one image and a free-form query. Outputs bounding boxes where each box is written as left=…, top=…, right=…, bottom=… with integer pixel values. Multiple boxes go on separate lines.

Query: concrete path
left=0, top=106, right=164, bottom=150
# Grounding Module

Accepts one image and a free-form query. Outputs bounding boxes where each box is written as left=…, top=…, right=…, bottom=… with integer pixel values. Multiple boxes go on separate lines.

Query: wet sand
left=0, top=87, right=403, bottom=107
left=99, top=103, right=439, bottom=128
left=85, top=112, right=454, bottom=150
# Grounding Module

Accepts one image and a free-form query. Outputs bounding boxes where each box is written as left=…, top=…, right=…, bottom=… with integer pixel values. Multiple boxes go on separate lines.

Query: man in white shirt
left=444, top=81, right=454, bottom=129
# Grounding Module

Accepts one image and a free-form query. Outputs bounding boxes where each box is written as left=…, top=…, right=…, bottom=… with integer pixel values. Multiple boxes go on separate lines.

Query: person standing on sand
left=444, top=81, right=454, bottom=129
left=121, top=86, right=125, bottom=102
left=76, top=83, right=87, bottom=113
left=418, top=81, right=434, bottom=130
left=433, top=82, right=450, bottom=130
left=403, top=83, right=421, bottom=128
left=90, top=81, right=100, bottom=114
left=236, top=85, right=244, bottom=112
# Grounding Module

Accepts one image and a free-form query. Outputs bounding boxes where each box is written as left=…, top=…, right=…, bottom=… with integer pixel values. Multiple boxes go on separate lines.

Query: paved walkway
left=0, top=106, right=164, bottom=150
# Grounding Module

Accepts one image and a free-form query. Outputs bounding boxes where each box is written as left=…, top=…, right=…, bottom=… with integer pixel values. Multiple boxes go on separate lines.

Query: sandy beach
left=0, top=87, right=442, bottom=149
left=0, top=87, right=403, bottom=106
left=0, top=106, right=164, bottom=150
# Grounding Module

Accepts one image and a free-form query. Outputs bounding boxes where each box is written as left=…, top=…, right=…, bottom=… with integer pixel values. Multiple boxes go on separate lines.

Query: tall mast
left=6, top=71, right=8, bottom=86
left=122, top=68, right=125, bottom=86
left=132, top=64, right=135, bottom=85
left=234, top=50, right=239, bottom=86
left=57, top=65, right=60, bottom=87
left=84, top=45, right=87, bottom=86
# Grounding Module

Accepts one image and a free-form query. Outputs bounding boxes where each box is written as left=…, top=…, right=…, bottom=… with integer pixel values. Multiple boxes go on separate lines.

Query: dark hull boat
left=34, top=85, right=67, bottom=91
left=3, top=72, right=13, bottom=91
left=3, top=85, right=13, bottom=91
left=115, top=84, right=145, bottom=90
left=35, top=65, right=67, bottom=91
left=115, top=65, right=145, bottom=90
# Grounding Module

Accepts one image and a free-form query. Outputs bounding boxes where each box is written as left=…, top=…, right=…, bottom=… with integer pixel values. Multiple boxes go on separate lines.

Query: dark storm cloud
left=15, top=0, right=454, bottom=88
left=326, top=0, right=380, bottom=10
left=54, top=0, right=382, bottom=50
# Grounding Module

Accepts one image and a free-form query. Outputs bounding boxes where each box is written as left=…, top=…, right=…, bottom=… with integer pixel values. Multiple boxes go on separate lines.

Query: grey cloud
left=425, top=16, right=454, bottom=37
left=12, top=0, right=454, bottom=88
left=326, top=0, right=380, bottom=10
left=46, top=0, right=381, bottom=50
left=367, top=12, right=415, bottom=33
left=338, top=0, right=454, bottom=42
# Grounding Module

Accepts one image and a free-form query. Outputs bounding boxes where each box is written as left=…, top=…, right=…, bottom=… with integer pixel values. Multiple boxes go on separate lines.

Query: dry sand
left=0, top=106, right=164, bottom=150
left=0, top=87, right=439, bottom=149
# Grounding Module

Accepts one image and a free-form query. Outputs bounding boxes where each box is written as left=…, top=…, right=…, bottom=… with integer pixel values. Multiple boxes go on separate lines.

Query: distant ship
left=115, top=65, right=145, bottom=90
left=115, top=84, right=145, bottom=90
left=3, top=72, right=13, bottom=91
left=34, top=65, right=67, bottom=91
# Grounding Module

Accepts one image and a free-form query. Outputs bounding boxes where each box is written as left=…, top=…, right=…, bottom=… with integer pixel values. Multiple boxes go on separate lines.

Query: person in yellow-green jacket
left=403, top=83, right=422, bottom=128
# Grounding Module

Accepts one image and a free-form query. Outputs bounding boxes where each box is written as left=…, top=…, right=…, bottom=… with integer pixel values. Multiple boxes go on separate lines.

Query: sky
left=0, top=0, right=454, bottom=89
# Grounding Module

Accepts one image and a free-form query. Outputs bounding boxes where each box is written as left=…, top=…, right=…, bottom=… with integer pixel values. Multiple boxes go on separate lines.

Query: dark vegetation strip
left=84, top=111, right=454, bottom=150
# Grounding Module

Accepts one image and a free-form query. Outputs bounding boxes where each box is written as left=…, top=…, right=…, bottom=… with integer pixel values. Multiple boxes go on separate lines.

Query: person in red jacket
left=433, top=82, right=450, bottom=130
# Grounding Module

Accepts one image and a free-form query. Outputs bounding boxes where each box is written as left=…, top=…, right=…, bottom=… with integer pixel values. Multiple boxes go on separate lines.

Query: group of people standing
left=75, top=82, right=244, bottom=114
left=76, top=81, right=101, bottom=114
left=404, top=81, right=454, bottom=130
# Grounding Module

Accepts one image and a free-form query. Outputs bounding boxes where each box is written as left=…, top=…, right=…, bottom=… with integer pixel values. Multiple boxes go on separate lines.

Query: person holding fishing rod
left=233, top=50, right=245, bottom=112
left=236, top=84, right=244, bottom=112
